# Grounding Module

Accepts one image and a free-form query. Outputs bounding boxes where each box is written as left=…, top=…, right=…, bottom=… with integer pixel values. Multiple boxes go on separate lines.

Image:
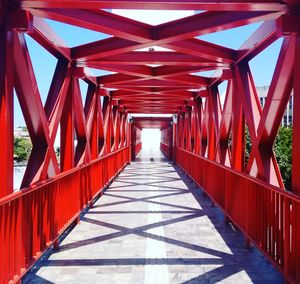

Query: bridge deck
left=24, top=150, right=283, bottom=283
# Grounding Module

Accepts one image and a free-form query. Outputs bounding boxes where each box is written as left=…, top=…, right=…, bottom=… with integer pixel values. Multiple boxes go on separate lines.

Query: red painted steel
left=134, top=117, right=171, bottom=129
left=175, top=147, right=300, bottom=283
left=0, top=20, right=14, bottom=199
left=161, top=125, right=172, bottom=159
left=0, top=147, right=129, bottom=284
left=1, top=1, right=300, bottom=283
left=20, top=1, right=288, bottom=11
left=160, top=142, right=171, bottom=159
left=131, top=124, right=142, bottom=159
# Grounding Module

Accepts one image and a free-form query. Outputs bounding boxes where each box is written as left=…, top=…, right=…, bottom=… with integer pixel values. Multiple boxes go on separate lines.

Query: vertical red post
left=103, top=96, right=112, bottom=154
left=207, top=86, right=221, bottom=161
left=172, top=116, right=177, bottom=161
left=292, top=34, right=300, bottom=195
left=232, top=68, right=245, bottom=171
left=60, top=78, right=74, bottom=171
left=89, top=89, right=99, bottom=159
left=131, top=123, right=136, bottom=160
left=127, top=118, right=132, bottom=162
left=0, top=23, right=14, bottom=197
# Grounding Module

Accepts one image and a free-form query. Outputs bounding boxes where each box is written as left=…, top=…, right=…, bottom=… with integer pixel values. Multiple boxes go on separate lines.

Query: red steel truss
left=1, top=0, right=300, bottom=283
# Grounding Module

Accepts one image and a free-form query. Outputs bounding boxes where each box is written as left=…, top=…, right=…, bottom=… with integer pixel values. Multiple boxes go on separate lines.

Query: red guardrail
left=160, top=142, right=171, bottom=159
left=176, top=147, right=300, bottom=284
left=135, top=141, right=142, bottom=156
left=0, top=147, right=130, bottom=284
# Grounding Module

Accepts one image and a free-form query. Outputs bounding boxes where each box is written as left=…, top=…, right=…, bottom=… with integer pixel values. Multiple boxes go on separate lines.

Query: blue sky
left=14, top=12, right=283, bottom=127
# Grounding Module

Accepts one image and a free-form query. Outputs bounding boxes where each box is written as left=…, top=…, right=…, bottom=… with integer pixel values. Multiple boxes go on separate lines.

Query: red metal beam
left=104, top=78, right=203, bottom=88
left=98, top=73, right=210, bottom=88
left=292, top=34, right=300, bottom=195
left=163, top=38, right=236, bottom=64
left=44, top=60, right=71, bottom=120
left=14, top=32, right=60, bottom=187
left=94, top=65, right=152, bottom=78
left=248, top=36, right=294, bottom=187
left=72, top=37, right=142, bottom=61
left=30, top=16, right=71, bottom=60
left=216, top=80, right=233, bottom=166
left=73, top=78, right=91, bottom=165
left=0, top=23, right=14, bottom=197
left=97, top=66, right=215, bottom=84
left=121, top=100, right=184, bottom=105
left=156, top=10, right=283, bottom=43
left=114, top=94, right=192, bottom=100
left=231, top=70, right=245, bottom=171
left=236, top=19, right=279, bottom=63
left=81, top=51, right=216, bottom=66
left=72, top=37, right=236, bottom=64
left=60, top=77, right=75, bottom=171
left=28, top=8, right=152, bottom=42
left=21, top=0, right=288, bottom=11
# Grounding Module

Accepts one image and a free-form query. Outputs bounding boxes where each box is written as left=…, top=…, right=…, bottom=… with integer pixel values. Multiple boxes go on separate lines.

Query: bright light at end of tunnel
left=131, top=114, right=172, bottom=117
left=142, top=129, right=161, bottom=150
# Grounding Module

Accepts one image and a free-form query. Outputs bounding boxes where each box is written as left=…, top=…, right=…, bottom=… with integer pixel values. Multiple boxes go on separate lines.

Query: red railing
left=135, top=141, right=142, bottom=156
left=0, top=147, right=130, bottom=284
left=176, top=147, right=300, bottom=284
left=160, top=142, right=171, bottom=159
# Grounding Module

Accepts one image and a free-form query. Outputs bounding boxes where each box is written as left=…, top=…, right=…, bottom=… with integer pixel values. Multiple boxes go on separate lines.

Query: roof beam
left=120, top=100, right=184, bottom=105
left=71, top=37, right=145, bottom=61
left=92, top=65, right=152, bottom=77
left=28, top=8, right=152, bottom=42
left=97, top=71, right=210, bottom=86
left=72, top=37, right=236, bottom=63
left=236, top=19, right=279, bottom=63
left=104, top=78, right=206, bottom=88
left=163, top=38, right=236, bottom=63
left=21, top=0, right=287, bottom=11
left=156, top=10, right=283, bottom=43
left=29, top=16, right=71, bottom=61
left=81, top=51, right=222, bottom=66
left=111, top=89, right=193, bottom=97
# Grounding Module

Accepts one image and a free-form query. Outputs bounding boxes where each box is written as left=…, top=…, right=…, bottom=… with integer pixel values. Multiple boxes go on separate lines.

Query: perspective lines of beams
left=21, top=1, right=288, bottom=114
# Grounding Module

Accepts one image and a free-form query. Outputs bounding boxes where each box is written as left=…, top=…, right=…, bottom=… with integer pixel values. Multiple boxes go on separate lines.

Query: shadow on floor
left=22, top=151, right=283, bottom=284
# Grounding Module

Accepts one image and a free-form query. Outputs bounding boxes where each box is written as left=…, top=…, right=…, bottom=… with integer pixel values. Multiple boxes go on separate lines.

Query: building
left=257, top=86, right=293, bottom=127
left=14, top=126, right=30, bottom=138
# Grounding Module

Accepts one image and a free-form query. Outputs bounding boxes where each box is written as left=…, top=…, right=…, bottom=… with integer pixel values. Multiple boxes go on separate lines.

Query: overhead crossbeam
left=21, top=0, right=288, bottom=11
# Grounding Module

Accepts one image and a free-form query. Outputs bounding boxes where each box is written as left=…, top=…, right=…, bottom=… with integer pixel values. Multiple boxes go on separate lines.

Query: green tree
left=245, top=125, right=251, bottom=167
left=244, top=126, right=292, bottom=190
left=273, top=126, right=292, bottom=190
left=14, top=137, right=32, bottom=162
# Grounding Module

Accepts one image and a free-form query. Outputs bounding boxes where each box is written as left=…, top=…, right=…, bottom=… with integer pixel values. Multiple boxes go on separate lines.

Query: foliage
left=245, top=125, right=251, bottom=167
left=14, top=137, right=32, bottom=162
left=55, top=146, right=60, bottom=163
left=273, top=126, right=292, bottom=190
left=244, top=126, right=292, bottom=190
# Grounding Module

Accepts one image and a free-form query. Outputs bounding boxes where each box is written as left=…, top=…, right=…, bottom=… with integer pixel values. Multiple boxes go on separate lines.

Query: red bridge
left=1, top=1, right=300, bottom=283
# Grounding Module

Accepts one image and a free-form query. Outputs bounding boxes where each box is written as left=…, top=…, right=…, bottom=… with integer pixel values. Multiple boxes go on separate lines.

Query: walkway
left=24, top=149, right=283, bottom=283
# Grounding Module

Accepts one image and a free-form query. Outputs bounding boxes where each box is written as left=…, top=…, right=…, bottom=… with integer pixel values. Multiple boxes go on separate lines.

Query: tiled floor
left=23, top=148, right=283, bottom=283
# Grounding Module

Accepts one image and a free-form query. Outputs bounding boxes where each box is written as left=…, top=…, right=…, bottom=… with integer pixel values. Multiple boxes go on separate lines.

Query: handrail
left=0, top=147, right=128, bottom=206
left=176, top=147, right=300, bottom=283
left=160, top=141, right=171, bottom=158
left=178, top=147, right=300, bottom=202
left=0, top=146, right=130, bottom=283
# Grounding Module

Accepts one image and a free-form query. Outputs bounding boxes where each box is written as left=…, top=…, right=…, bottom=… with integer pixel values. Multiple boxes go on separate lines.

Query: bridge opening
left=141, top=128, right=161, bottom=160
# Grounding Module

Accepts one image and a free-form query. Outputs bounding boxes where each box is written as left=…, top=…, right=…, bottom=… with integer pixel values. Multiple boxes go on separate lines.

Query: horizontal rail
left=176, top=147, right=300, bottom=284
left=0, top=147, right=130, bottom=283
left=134, top=141, right=142, bottom=156
left=160, top=142, right=171, bottom=159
